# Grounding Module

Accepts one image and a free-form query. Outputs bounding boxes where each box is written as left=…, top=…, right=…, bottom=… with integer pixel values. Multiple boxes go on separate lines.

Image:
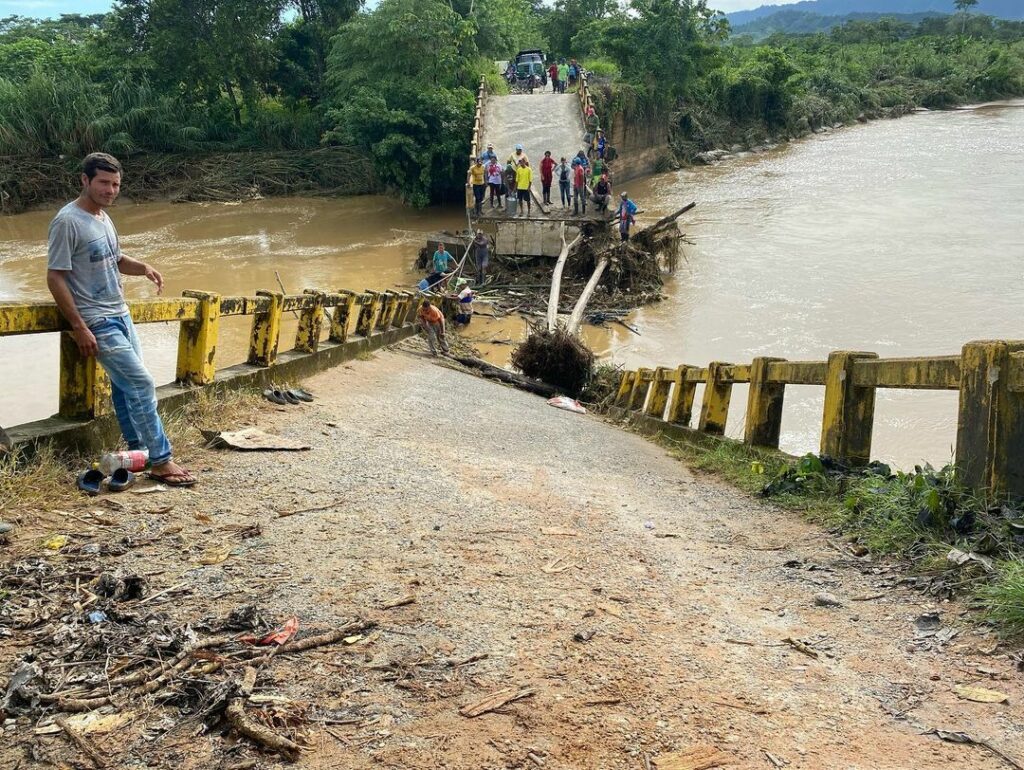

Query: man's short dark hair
left=421, top=299, right=430, bottom=307
left=82, top=152, right=122, bottom=180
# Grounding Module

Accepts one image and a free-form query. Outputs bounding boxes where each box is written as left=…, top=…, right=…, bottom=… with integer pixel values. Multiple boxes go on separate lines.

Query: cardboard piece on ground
left=203, top=428, right=311, bottom=451
left=954, top=685, right=1009, bottom=704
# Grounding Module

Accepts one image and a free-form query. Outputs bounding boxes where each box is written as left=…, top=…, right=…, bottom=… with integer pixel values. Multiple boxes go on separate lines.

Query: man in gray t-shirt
left=46, top=153, right=196, bottom=487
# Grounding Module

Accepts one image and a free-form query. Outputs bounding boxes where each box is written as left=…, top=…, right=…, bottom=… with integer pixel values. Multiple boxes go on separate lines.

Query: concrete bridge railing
left=1, top=288, right=421, bottom=448
left=613, top=342, right=1024, bottom=501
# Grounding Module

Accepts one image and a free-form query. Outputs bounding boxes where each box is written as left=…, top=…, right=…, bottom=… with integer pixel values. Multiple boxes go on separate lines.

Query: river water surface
left=2, top=103, right=1022, bottom=465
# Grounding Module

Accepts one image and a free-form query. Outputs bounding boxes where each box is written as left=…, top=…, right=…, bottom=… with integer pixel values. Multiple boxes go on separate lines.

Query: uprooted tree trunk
left=512, top=201, right=696, bottom=396
left=546, top=222, right=582, bottom=331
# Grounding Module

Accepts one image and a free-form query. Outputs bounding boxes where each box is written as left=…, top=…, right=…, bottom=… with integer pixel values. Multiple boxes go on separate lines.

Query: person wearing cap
left=482, top=143, right=497, bottom=163
left=454, top=278, right=475, bottom=325
left=507, top=144, right=529, bottom=167
left=616, top=192, right=637, bottom=241
left=416, top=299, right=450, bottom=356
left=467, top=157, right=486, bottom=215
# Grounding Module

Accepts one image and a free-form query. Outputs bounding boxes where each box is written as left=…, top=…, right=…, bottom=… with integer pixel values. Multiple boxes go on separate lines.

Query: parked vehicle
left=514, top=49, right=547, bottom=88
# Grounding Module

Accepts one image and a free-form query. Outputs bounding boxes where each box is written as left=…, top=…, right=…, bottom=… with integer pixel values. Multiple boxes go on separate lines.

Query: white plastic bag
left=547, top=396, right=587, bottom=414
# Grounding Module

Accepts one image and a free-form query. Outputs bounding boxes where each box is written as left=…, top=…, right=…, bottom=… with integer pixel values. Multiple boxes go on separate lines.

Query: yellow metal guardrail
left=0, top=288, right=419, bottom=422
left=466, top=74, right=488, bottom=210
left=613, top=343, right=1024, bottom=501
left=578, top=70, right=594, bottom=121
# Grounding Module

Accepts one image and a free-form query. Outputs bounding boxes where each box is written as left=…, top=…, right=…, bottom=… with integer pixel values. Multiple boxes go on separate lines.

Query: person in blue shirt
left=616, top=193, right=637, bottom=241
left=482, top=143, right=497, bottom=163
left=571, top=150, right=589, bottom=169
left=596, top=130, right=607, bottom=160
left=424, top=242, right=456, bottom=290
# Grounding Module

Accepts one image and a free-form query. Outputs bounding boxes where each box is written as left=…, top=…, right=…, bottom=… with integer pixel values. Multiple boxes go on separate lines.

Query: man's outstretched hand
left=144, top=264, right=164, bottom=294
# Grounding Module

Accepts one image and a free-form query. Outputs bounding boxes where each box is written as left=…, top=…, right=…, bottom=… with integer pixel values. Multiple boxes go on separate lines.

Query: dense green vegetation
left=1, top=1, right=1023, bottom=208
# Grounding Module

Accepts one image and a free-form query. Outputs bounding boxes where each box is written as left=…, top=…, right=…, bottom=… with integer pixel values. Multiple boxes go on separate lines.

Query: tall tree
left=325, top=0, right=478, bottom=205
left=105, top=0, right=285, bottom=124
left=955, top=0, right=979, bottom=35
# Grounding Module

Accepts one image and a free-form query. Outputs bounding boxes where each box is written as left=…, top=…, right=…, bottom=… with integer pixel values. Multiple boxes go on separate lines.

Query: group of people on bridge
left=467, top=137, right=637, bottom=239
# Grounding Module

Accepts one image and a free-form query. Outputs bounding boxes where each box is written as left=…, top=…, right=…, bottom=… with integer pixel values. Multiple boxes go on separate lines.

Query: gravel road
left=4, top=345, right=1021, bottom=769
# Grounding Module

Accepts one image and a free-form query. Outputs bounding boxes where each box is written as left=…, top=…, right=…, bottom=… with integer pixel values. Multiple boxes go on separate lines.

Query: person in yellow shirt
left=515, top=159, right=532, bottom=219
left=467, top=157, right=486, bottom=215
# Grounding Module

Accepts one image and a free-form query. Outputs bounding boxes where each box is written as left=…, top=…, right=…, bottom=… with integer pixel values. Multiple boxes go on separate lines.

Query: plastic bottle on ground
left=99, top=449, right=149, bottom=475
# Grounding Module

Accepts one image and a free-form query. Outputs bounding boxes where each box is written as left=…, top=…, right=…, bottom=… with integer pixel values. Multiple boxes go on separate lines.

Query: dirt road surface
left=3, top=348, right=1022, bottom=769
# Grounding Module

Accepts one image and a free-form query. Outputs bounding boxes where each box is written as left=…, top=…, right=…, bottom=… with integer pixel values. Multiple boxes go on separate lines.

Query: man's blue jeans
left=91, top=313, right=173, bottom=466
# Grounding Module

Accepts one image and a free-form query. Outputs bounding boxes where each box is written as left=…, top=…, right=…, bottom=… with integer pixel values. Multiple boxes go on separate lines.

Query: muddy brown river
left=2, top=102, right=1022, bottom=466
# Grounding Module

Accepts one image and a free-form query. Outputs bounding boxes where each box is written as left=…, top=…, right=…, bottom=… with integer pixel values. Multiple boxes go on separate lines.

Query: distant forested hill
left=727, top=1, right=1024, bottom=26
left=733, top=10, right=942, bottom=38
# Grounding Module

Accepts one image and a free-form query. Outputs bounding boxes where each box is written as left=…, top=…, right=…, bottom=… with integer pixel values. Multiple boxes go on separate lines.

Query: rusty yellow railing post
left=645, top=367, right=672, bottom=420
left=58, top=333, right=111, bottom=419
left=628, top=368, right=653, bottom=410
left=393, top=292, right=412, bottom=327
left=248, top=290, right=284, bottom=367
left=820, top=351, right=878, bottom=465
left=698, top=361, right=733, bottom=435
left=745, top=357, right=787, bottom=448
left=666, top=365, right=697, bottom=426
left=614, top=371, right=635, bottom=406
left=328, top=290, right=357, bottom=343
left=955, top=340, right=1024, bottom=500
left=175, top=291, right=220, bottom=386
left=294, top=290, right=325, bottom=353
left=378, top=291, right=398, bottom=330
left=356, top=291, right=379, bottom=337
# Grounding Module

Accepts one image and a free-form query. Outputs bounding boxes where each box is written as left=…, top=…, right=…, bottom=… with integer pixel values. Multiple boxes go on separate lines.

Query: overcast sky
left=0, top=0, right=797, bottom=19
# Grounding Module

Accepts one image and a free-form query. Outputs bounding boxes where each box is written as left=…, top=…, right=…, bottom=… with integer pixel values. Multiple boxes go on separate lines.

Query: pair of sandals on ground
left=262, top=387, right=314, bottom=406
left=77, top=462, right=197, bottom=494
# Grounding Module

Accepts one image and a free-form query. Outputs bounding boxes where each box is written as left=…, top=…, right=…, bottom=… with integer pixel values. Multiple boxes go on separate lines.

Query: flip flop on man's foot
left=147, top=467, right=197, bottom=487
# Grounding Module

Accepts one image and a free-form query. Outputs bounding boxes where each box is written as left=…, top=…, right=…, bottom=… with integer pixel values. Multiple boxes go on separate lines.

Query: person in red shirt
left=572, top=161, right=587, bottom=215
left=540, top=150, right=556, bottom=205
left=416, top=299, right=449, bottom=356
left=548, top=63, right=559, bottom=93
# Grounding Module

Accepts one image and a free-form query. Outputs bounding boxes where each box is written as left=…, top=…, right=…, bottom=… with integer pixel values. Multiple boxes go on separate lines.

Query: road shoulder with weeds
left=631, top=427, right=1024, bottom=641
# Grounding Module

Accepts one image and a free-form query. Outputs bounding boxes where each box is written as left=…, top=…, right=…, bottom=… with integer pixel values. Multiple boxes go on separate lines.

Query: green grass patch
left=979, top=562, right=1024, bottom=637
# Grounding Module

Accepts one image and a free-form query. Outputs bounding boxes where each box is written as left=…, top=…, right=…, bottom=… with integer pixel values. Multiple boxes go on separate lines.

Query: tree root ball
left=511, top=327, right=595, bottom=396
